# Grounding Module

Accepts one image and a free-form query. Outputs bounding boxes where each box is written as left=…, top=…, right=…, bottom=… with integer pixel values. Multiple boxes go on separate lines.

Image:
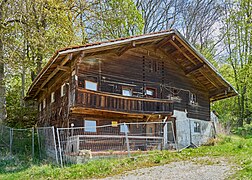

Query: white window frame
left=146, top=89, right=154, bottom=96
left=85, top=80, right=97, bottom=91
left=51, top=92, right=55, bottom=103
left=61, top=83, right=66, bottom=97
left=189, top=92, right=197, bottom=105
left=120, top=124, right=129, bottom=133
left=84, top=120, right=97, bottom=132
left=145, top=88, right=156, bottom=97
left=122, top=87, right=132, bottom=96
left=43, top=99, right=46, bottom=109
left=193, top=121, right=201, bottom=133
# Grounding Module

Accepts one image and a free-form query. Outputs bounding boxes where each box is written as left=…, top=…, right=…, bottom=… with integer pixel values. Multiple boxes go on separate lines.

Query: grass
left=1, top=135, right=252, bottom=179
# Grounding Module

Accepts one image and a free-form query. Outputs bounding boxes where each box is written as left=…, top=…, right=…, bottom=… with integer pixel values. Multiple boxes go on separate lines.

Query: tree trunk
left=0, top=1, right=6, bottom=122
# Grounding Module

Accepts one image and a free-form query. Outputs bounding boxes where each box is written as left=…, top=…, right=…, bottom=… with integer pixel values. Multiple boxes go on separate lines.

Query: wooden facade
left=25, top=29, right=237, bottom=129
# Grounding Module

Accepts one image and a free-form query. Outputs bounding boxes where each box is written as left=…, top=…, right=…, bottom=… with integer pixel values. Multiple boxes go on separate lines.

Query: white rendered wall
left=174, top=110, right=214, bottom=149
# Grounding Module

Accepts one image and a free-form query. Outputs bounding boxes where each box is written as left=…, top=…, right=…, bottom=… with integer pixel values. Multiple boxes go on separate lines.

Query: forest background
left=0, top=0, right=251, bottom=132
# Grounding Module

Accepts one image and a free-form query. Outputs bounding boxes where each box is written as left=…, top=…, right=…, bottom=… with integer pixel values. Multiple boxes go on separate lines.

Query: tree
left=87, top=0, right=144, bottom=40
left=217, top=0, right=252, bottom=126
left=135, top=0, right=181, bottom=33
left=2, top=0, right=82, bottom=126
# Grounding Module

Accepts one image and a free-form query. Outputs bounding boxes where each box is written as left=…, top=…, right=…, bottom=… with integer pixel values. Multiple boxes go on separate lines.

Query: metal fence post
left=124, top=123, right=131, bottom=157
left=10, top=128, right=13, bottom=155
left=52, top=126, right=59, bottom=165
left=171, top=121, right=178, bottom=151
left=37, top=128, right=42, bottom=160
left=163, top=122, right=167, bottom=149
left=32, top=127, right=34, bottom=159
left=57, top=128, right=63, bottom=167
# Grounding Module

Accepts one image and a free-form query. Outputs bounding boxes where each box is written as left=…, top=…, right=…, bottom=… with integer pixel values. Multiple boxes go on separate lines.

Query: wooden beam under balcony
left=71, top=107, right=172, bottom=119
left=71, top=107, right=146, bottom=118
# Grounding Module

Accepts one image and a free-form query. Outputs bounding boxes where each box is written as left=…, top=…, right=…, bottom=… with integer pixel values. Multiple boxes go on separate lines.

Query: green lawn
left=1, top=135, right=252, bottom=180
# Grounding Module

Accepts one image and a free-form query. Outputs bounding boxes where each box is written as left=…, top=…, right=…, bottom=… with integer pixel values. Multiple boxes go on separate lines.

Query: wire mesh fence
left=0, top=119, right=216, bottom=167
left=0, top=124, right=58, bottom=164
left=37, top=126, right=58, bottom=164
left=0, top=124, right=11, bottom=153
left=56, top=121, right=176, bottom=166
left=0, top=124, right=35, bottom=157
left=11, top=128, right=35, bottom=157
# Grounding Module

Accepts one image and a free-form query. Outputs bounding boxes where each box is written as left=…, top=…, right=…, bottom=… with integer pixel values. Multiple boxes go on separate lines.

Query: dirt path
left=100, top=157, right=235, bottom=180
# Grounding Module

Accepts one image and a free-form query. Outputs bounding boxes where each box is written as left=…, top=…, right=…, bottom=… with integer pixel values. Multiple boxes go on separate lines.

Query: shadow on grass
left=0, top=156, right=33, bottom=174
left=0, top=148, right=42, bottom=175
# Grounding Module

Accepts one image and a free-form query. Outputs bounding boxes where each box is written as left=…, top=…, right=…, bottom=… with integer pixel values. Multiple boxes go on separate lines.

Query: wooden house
left=25, top=29, right=237, bottom=144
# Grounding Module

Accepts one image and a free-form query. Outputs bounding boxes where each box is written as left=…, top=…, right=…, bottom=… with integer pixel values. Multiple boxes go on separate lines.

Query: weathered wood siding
left=37, top=45, right=210, bottom=127
left=76, top=46, right=210, bottom=121
left=37, top=72, right=70, bottom=127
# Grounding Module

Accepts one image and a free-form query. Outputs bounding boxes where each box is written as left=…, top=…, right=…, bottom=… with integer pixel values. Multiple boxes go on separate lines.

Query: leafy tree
left=220, top=0, right=252, bottom=126
left=87, top=0, right=144, bottom=40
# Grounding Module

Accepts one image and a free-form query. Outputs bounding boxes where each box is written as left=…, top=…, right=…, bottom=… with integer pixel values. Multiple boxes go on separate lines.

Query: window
left=146, top=124, right=155, bottom=135
left=120, top=124, right=129, bottom=133
left=145, top=88, right=156, bottom=97
left=122, top=87, right=132, bottom=96
left=43, top=99, right=46, bottom=109
left=61, top=84, right=66, bottom=97
left=84, top=120, right=97, bottom=132
left=85, top=81, right=97, bottom=91
left=194, top=122, right=201, bottom=133
left=51, top=92, right=55, bottom=103
left=189, top=92, right=197, bottom=105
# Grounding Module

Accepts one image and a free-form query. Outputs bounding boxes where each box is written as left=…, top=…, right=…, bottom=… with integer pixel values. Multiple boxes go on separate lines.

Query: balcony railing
left=75, top=88, right=173, bottom=115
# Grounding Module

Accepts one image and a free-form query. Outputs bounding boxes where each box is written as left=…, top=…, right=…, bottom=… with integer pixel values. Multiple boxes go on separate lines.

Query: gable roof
left=25, top=29, right=238, bottom=102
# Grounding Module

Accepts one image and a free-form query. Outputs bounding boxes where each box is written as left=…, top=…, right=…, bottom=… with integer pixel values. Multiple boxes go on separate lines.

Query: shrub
left=232, top=124, right=252, bottom=138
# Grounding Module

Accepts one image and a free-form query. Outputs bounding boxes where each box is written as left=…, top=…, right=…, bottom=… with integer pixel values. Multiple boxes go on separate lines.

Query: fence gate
left=163, top=121, right=177, bottom=150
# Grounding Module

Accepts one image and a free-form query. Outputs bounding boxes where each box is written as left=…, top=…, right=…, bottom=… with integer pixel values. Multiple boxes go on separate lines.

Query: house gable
left=25, top=29, right=237, bottom=102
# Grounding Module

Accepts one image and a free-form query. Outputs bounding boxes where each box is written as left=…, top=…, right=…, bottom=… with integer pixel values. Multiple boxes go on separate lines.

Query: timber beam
left=169, top=40, right=196, bottom=65
left=169, top=40, right=220, bottom=88
left=154, top=36, right=171, bottom=49
left=61, top=53, right=73, bottom=65
left=71, top=107, right=145, bottom=119
left=116, top=41, right=136, bottom=56
left=209, top=88, right=228, bottom=97
left=57, top=65, right=70, bottom=72
left=173, top=36, right=230, bottom=88
left=33, top=53, right=73, bottom=98
left=185, top=63, right=205, bottom=75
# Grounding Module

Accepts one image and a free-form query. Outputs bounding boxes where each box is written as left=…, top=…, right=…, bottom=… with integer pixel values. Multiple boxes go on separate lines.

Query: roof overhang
left=25, top=29, right=238, bottom=102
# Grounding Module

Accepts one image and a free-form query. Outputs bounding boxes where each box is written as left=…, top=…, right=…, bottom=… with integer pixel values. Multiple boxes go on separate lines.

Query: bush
left=232, top=124, right=252, bottom=138
left=219, top=136, right=232, bottom=144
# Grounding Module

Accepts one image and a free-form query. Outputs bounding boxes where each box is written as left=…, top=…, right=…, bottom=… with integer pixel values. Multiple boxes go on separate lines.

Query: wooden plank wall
left=37, top=72, right=70, bottom=127
left=76, top=46, right=210, bottom=121
left=37, top=44, right=210, bottom=128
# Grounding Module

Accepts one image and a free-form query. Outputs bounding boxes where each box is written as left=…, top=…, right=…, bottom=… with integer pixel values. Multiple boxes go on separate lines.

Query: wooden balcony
left=71, top=88, right=173, bottom=118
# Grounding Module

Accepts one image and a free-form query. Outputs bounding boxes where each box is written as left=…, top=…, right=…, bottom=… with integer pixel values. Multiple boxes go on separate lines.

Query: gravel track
left=100, top=158, right=235, bottom=180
